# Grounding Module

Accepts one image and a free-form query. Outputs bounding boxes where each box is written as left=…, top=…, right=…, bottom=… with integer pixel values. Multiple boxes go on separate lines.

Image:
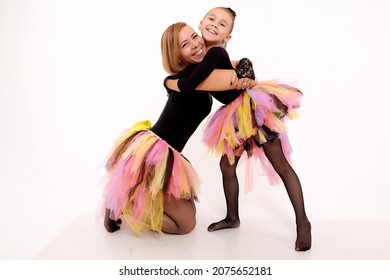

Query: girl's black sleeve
left=177, top=47, right=231, bottom=92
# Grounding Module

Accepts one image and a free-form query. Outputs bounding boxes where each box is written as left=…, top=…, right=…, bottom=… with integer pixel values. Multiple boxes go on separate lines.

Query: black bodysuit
left=151, top=64, right=212, bottom=152
left=177, top=47, right=242, bottom=105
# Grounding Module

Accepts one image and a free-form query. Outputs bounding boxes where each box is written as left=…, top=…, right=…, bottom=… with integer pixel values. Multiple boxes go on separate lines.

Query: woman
left=101, top=22, right=248, bottom=235
left=165, top=7, right=311, bottom=251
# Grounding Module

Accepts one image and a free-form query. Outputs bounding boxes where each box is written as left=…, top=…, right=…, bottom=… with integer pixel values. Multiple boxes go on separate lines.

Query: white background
left=1, top=0, right=389, bottom=259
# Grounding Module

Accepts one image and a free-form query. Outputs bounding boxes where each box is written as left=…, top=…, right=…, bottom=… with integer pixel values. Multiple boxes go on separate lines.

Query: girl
left=165, top=7, right=311, bottom=251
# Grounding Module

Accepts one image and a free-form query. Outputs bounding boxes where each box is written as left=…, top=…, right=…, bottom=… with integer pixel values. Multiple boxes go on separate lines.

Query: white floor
left=34, top=214, right=390, bottom=260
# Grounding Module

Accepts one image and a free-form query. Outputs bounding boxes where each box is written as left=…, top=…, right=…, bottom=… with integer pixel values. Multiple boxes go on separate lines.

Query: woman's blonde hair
left=161, top=22, right=187, bottom=74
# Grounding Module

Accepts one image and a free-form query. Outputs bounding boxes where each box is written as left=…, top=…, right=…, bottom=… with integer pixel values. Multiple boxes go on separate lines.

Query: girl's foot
left=208, top=217, right=240, bottom=232
left=295, top=220, right=311, bottom=251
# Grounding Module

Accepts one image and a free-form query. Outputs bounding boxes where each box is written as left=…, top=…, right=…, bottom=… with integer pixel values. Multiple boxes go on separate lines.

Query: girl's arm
left=165, top=69, right=254, bottom=91
left=166, top=47, right=250, bottom=92
left=165, top=46, right=255, bottom=92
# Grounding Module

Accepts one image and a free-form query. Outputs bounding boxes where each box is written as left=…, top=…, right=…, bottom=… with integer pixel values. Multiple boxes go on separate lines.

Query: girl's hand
left=235, top=57, right=256, bottom=89
left=231, top=71, right=256, bottom=89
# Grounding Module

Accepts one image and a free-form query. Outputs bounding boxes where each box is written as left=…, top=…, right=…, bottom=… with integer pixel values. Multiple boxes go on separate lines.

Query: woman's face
left=199, top=8, right=233, bottom=47
left=179, top=25, right=206, bottom=65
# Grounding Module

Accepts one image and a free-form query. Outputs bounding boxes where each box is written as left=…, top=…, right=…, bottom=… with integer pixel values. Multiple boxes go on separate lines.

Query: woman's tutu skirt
left=203, top=79, right=303, bottom=190
left=102, top=120, right=200, bottom=233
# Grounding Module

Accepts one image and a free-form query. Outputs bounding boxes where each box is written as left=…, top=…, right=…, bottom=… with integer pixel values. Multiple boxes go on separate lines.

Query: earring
left=220, top=42, right=227, bottom=49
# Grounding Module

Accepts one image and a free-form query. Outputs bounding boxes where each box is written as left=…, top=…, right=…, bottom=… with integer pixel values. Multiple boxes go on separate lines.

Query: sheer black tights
left=208, top=138, right=311, bottom=251
left=207, top=155, right=241, bottom=232
left=263, top=138, right=311, bottom=251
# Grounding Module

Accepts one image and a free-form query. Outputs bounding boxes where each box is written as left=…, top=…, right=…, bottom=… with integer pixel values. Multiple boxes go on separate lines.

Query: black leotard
left=176, top=47, right=243, bottom=105
left=151, top=64, right=212, bottom=152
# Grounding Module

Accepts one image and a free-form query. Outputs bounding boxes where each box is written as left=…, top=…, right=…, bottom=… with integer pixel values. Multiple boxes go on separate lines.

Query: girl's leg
left=263, top=138, right=311, bottom=251
left=208, top=155, right=241, bottom=232
left=162, top=198, right=196, bottom=234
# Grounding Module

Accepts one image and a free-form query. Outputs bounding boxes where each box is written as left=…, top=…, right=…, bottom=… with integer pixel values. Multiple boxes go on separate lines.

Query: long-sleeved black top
left=151, top=64, right=212, bottom=152
left=177, top=47, right=243, bottom=105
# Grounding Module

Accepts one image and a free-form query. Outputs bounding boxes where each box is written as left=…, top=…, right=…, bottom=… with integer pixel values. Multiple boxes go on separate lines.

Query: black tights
left=208, top=138, right=311, bottom=251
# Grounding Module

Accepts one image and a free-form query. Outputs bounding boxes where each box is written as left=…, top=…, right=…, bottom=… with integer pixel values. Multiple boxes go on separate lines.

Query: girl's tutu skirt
left=102, top=120, right=200, bottom=233
left=203, top=79, right=302, bottom=189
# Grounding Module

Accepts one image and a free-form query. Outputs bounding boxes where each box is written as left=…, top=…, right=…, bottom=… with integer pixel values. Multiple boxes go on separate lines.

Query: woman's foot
left=208, top=217, right=240, bottom=232
left=295, top=220, right=311, bottom=251
left=104, top=208, right=121, bottom=233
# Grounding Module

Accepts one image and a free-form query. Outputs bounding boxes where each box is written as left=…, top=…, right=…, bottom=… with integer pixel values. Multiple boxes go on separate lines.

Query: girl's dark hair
left=226, top=7, right=236, bottom=19
left=223, top=7, right=236, bottom=33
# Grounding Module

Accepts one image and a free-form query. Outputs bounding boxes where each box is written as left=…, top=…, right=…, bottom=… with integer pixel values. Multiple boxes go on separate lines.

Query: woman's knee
left=177, top=214, right=196, bottom=234
left=164, top=198, right=196, bottom=234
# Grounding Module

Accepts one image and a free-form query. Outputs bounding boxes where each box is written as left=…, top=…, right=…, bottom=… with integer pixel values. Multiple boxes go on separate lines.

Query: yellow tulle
left=123, top=190, right=164, bottom=234
left=180, top=160, right=194, bottom=196
left=149, top=150, right=169, bottom=198
left=236, top=92, right=256, bottom=139
left=224, top=121, right=239, bottom=149
left=111, top=120, right=151, bottom=155
left=106, top=120, right=152, bottom=169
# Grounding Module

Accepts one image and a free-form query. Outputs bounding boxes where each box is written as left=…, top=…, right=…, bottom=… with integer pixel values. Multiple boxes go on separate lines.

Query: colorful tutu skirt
left=102, top=120, right=200, bottom=233
left=203, top=79, right=303, bottom=189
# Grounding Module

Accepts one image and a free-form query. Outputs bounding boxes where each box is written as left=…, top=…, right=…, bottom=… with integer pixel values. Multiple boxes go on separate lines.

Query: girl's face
left=179, top=25, right=206, bottom=65
left=199, top=8, right=233, bottom=47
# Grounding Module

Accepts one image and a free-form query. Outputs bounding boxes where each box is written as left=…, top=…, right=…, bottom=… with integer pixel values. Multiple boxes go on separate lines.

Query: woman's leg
left=208, top=155, right=241, bottom=232
left=162, top=197, right=196, bottom=234
left=262, top=138, right=311, bottom=251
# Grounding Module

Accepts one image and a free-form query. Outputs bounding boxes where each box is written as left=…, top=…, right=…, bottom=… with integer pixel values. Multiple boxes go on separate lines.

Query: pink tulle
left=203, top=79, right=302, bottom=189
left=101, top=126, right=201, bottom=233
